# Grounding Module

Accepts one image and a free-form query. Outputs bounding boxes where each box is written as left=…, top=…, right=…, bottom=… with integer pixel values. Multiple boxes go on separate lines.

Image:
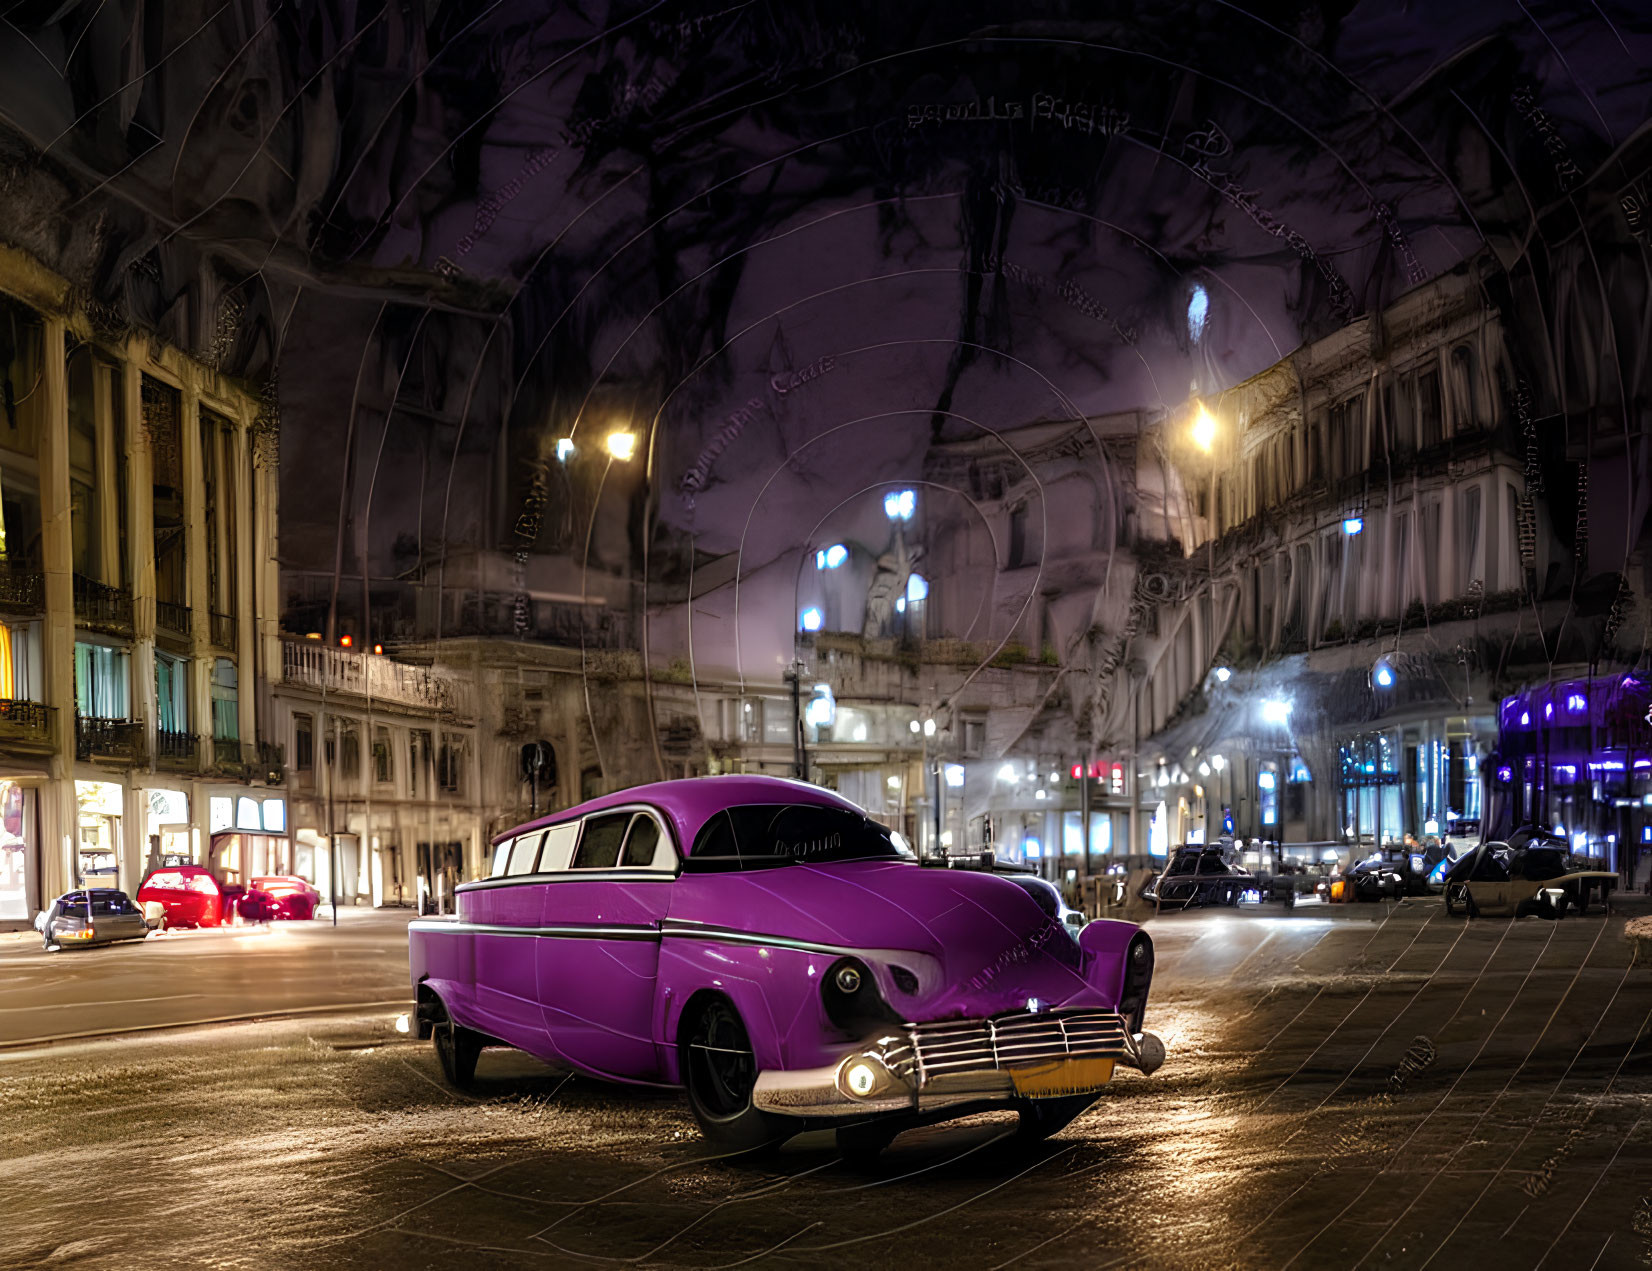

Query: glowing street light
left=799, top=607, right=823, bottom=632
left=555, top=438, right=576, bottom=461
left=1373, top=658, right=1396, bottom=689
left=605, top=431, right=637, bottom=461
left=1260, top=699, right=1292, bottom=726
left=944, top=764, right=965, bottom=788
left=909, top=719, right=921, bottom=734
left=1213, top=666, right=1232, bottom=683
left=1190, top=403, right=1218, bottom=453
left=1342, top=516, right=1364, bottom=535
left=922, top=717, right=937, bottom=737
left=883, top=489, right=916, bottom=521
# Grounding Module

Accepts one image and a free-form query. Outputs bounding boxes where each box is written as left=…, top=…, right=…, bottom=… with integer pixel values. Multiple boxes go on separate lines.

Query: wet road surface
left=3, top=900, right=1649, bottom=1270
left=0, top=908, right=413, bottom=1047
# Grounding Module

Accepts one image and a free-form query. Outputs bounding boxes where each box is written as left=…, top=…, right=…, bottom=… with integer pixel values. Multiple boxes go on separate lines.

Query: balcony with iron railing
left=280, top=640, right=476, bottom=719
left=156, top=600, right=191, bottom=638
left=0, top=559, right=44, bottom=613
left=212, top=736, right=246, bottom=770
left=155, top=728, right=198, bottom=767
left=0, top=699, right=53, bottom=752
left=256, top=739, right=285, bottom=782
left=210, top=611, right=236, bottom=649
left=74, top=575, right=134, bottom=634
left=75, top=716, right=144, bottom=763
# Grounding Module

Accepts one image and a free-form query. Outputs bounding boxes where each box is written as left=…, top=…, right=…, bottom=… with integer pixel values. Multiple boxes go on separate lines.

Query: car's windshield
left=688, top=804, right=912, bottom=870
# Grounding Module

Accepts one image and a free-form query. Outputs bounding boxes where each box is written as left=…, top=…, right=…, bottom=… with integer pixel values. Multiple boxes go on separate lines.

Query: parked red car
left=137, top=866, right=274, bottom=928
left=251, top=875, right=321, bottom=920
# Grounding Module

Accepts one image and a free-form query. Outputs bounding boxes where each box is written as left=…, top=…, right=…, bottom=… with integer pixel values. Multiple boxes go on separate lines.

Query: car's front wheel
left=1444, top=882, right=1478, bottom=917
left=682, top=997, right=786, bottom=1153
left=1015, top=1093, right=1098, bottom=1143
left=433, top=1017, right=484, bottom=1088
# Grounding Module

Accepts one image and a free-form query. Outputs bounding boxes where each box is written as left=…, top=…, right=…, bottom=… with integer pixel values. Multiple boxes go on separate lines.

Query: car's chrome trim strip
left=657, top=919, right=870, bottom=959
left=408, top=919, right=660, bottom=941
left=457, top=868, right=678, bottom=894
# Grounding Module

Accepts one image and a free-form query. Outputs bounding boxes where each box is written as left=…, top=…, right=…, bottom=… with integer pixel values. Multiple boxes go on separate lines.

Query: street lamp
left=1342, top=516, right=1364, bottom=535
left=1373, top=658, right=1396, bottom=689
left=556, top=438, right=576, bottom=461
left=1213, top=666, right=1232, bottom=683
left=605, top=430, right=637, bottom=461
left=1190, top=403, right=1218, bottom=453
left=1260, top=699, right=1292, bottom=726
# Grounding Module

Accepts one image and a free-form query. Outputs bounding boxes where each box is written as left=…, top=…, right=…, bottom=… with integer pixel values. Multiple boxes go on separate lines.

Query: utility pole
left=1080, top=758, right=1092, bottom=882
left=786, top=666, right=805, bottom=780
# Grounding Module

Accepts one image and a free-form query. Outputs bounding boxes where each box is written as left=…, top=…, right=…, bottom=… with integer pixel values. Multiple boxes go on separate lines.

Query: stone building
left=0, top=244, right=281, bottom=926
left=1139, top=263, right=1622, bottom=862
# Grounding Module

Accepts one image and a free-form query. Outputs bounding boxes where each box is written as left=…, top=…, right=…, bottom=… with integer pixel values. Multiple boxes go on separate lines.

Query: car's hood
left=667, top=861, right=1101, bottom=1016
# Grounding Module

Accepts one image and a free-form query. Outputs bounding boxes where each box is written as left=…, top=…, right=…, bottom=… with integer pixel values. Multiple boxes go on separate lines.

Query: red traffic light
left=1071, top=763, right=1084, bottom=779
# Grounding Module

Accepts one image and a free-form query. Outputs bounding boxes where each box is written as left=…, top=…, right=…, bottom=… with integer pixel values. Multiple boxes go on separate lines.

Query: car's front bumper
left=752, top=1007, right=1166, bottom=1118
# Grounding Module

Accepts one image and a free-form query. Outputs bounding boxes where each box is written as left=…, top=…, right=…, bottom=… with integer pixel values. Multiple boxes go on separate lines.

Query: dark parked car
left=1442, top=829, right=1618, bottom=918
left=34, top=889, right=151, bottom=951
left=1347, top=844, right=1447, bottom=901
left=1142, top=847, right=1254, bottom=910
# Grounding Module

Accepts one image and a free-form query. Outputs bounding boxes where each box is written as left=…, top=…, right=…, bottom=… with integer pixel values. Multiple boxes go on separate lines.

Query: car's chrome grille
left=882, top=1009, right=1130, bottom=1085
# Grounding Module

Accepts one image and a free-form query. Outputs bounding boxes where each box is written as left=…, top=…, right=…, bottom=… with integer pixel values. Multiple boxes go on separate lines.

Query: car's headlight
left=834, top=1048, right=910, bottom=1101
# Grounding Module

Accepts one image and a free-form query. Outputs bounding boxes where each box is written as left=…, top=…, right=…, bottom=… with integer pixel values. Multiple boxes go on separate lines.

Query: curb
left=0, top=998, right=412, bottom=1055
left=1627, top=915, right=1652, bottom=962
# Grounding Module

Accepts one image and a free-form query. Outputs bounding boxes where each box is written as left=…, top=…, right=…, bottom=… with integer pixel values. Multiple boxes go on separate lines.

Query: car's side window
left=536, top=822, right=580, bottom=872
left=490, top=840, right=513, bottom=876
left=571, top=812, right=631, bottom=869
left=506, top=832, right=545, bottom=876
left=620, top=814, right=666, bottom=868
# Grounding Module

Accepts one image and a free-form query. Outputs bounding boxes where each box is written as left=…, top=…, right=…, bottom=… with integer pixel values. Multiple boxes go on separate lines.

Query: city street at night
left=2, top=4, right=1651, bottom=1269
left=5, top=902, right=1649, bottom=1271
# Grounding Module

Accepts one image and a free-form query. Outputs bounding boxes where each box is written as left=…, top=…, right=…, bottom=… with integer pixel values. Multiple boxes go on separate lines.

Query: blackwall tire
left=434, top=1018, right=483, bottom=1088
left=1445, top=883, right=1477, bottom=918
left=1014, top=1093, right=1099, bottom=1143
left=682, top=998, right=787, bottom=1153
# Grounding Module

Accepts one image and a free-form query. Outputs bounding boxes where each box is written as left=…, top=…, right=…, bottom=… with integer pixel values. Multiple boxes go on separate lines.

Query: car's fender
left=1077, top=918, right=1144, bottom=1002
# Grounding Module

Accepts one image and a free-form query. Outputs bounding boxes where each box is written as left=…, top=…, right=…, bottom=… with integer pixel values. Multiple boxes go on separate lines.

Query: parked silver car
left=34, top=889, right=151, bottom=951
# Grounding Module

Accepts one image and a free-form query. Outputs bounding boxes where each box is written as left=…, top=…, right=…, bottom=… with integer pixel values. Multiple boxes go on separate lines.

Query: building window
left=436, top=732, right=466, bottom=795
left=294, top=714, right=313, bottom=773
left=339, top=724, right=360, bottom=780
left=76, top=642, right=130, bottom=720
left=1459, top=485, right=1483, bottom=591
left=210, top=657, right=237, bottom=740
left=410, top=729, right=431, bottom=796
left=155, top=652, right=188, bottom=733
left=1449, top=345, right=1478, bottom=432
left=373, top=726, right=393, bottom=785
left=1008, top=505, right=1030, bottom=568
left=1417, top=366, right=1443, bottom=449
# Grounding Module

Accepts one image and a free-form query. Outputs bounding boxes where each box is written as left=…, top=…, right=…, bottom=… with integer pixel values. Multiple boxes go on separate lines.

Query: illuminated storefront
left=145, top=787, right=192, bottom=864
left=0, top=780, right=34, bottom=921
left=75, top=780, right=123, bottom=889
left=208, top=793, right=289, bottom=884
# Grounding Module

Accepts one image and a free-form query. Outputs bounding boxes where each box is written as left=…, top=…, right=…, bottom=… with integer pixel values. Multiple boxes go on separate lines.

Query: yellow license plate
left=1009, top=1057, right=1115, bottom=1098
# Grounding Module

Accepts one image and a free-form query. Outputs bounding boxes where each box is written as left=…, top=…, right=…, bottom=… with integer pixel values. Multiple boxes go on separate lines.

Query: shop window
left=210, top=657, right=238, bottom=739
left=75, top=641, right=130, bottom=720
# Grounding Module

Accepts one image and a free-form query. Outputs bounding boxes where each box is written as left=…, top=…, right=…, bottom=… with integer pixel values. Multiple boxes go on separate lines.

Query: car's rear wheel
left=1015, top=1093, right=1098, bottom=1143
left=433, top=1017, right=484, bottom=1088
left=682, top=997, right=786, bottom=1152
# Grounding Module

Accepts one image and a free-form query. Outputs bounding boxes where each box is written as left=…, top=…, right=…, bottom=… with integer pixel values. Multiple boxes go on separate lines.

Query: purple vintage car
left=409, top=775, right=1165, bottom=1157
